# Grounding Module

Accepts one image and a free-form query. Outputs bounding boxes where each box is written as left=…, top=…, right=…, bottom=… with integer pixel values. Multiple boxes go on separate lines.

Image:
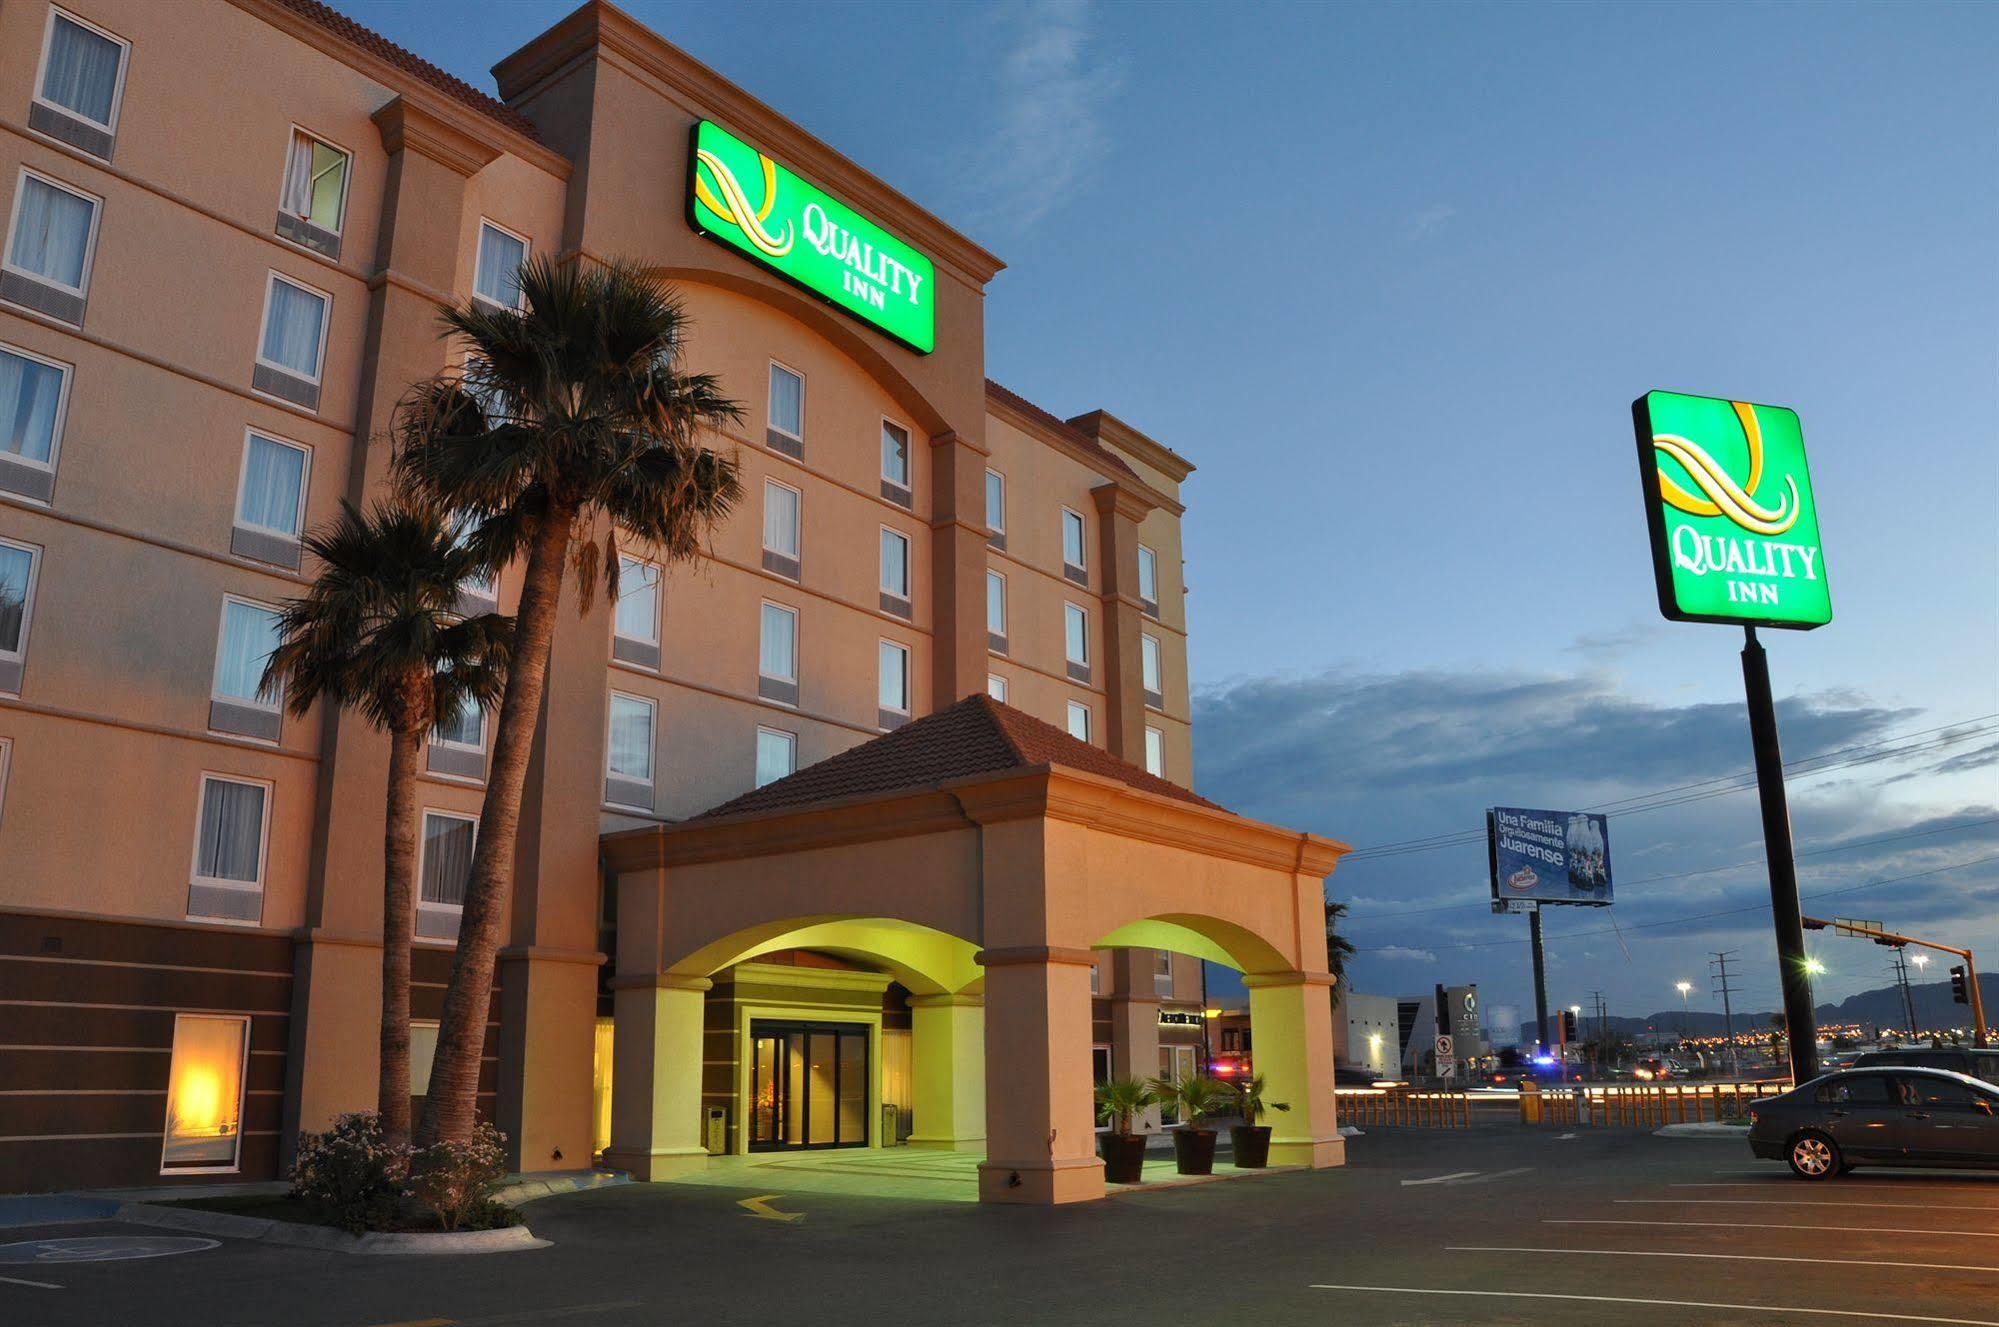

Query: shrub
left=409, top=1122, right=512, bottom=1231
left=289, top=1112, right=410, bottom=1233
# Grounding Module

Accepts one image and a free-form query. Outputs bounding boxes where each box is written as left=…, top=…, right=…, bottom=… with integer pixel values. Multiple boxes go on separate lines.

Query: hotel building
left=0, top=0, right=1345, bottom=1201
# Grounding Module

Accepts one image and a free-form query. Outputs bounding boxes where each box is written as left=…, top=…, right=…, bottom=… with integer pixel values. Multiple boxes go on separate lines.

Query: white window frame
left=604, top=691, right=656, bottom=805
left=754, top=725, right=796, bottom=788
left=984, top=468, right=1005, bottom=536
left=232, top=428, right=312, bottom=539
left=0, top=736, right=11, bottom=831
left=210, top=594, right=284, bottom=713
left=0, top=536, right=43, bottom=672
left=878, top=638, right=910, bottom=719
left=430, top=697, right=485, bottom=755
left=416, top=808, right=478, bottom=935
left=33, top=6, right=130, bottom=138
left=254, top=271, right=331, bottom=386
left=473, top=218, right=531, bottom=311
left=1061, top=507, right=1088, bottom=572
left=0, top=338, right=73, bottom=482
left=1144, top=726, right=1164, bottom=778
left=880, top=416, right=912, bottom=488
left=3, top=167, right=103, bottom=299
left=986, top=673, right=1007, bottom=703
left=986, top=569, right=1006, bottom=637
left=759, top=600, right=798, bottom=685
left=1138, top=543, right=1158, bottom=605
left=1141, top=633, right=1163, bottom=701
left=277, top=124, right=352, bottom=237
left=762, top=478, right=801, bottom=560
left=613, top=555, right=661, bottom=647
left=767, top=359, right=805, bottom=444
left=187, top=773, right=272, bottom=911
left=1064, top=602, right=1089, bottom=667
left=879, top=525, right=910, bottom=599
left=1067, top=700, right=1092, bottom=743
left=159, top=1013, right=251, bottom=1176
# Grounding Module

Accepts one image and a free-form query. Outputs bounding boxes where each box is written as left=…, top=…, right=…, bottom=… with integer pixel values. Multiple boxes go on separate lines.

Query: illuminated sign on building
left=1158, top=1010, right=1204, bottom=1027
left=1633, top=390, right=1831, bottom=629
left=687, top=120, right=937, bottom=353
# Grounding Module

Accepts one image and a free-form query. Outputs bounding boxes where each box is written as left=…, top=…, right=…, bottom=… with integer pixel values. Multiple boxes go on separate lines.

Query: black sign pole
left=1529, top=904, right=1550, bottom=1051
left=1741, top=625, right=1819, bottom=1083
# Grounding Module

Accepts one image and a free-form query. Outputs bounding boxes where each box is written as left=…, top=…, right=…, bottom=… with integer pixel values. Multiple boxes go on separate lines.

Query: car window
left=1816, top=1076, right=1893, bottom=1105
left=1899, top=1077, right=1982, bottom=1108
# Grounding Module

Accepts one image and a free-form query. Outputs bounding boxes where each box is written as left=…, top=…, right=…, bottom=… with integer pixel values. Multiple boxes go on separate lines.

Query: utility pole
left=1890, top=951, right=1917, bottom=1039
left=1528, top=904, right=1550, bottom=1052
left=1742, top=627, right=1820, bottom=1083
left=1711, top=951, right=1741, bottom=1077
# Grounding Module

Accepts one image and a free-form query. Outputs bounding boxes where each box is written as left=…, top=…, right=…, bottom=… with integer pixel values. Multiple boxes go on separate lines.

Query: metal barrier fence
left=1518, top=1079, right=1791, bottom=1127
left=1336, top=1088, right=1472, bottom=1128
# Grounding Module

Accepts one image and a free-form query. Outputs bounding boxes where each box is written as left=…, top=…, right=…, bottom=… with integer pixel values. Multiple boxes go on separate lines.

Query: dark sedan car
left=1853, top=1046, right=1999, bottom=1087
left=1749, top=1067, right=1999, bottom=1178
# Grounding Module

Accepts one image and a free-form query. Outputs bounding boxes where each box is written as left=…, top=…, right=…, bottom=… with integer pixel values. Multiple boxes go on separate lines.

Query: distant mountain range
left=1512, top=975, right=1994, bottom=1043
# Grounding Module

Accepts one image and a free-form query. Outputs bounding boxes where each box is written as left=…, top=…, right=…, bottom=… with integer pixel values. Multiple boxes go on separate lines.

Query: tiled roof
left=985, top=379, right=1141, bottom=483
left=695, top=694, right=1223, bottom=821
left=274, top=0, right=544, bottom=143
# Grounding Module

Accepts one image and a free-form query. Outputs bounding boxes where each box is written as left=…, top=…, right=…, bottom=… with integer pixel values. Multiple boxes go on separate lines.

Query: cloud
left=1374, top=946, right=1439, bottom=963
left=1408, top=204, right=1457, bottom=239
left=1564, top=623, right=1663, bottom=658
left=959, top=0, right=1123, bottom=233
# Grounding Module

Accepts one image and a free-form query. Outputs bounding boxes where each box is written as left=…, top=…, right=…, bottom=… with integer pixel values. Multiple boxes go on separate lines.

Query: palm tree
left=394, top=257, right=743, bottom=1146
left=1325, top=898, right=1355, bottom=986
left=261, top=496, right=512, bottom=1147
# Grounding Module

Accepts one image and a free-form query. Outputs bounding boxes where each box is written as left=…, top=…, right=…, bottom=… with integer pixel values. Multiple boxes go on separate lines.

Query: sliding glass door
left=747, top=1021, right=870, bottom=1150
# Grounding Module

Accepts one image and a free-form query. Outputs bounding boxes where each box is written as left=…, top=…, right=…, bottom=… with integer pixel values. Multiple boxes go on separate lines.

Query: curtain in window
left=762, top=483, right=798, bottom=557
left=985, top=471, right=1004, bottom=531
left=215, top=600, right=279, bottom=702
left=759, top=605, right=795, bottom=680
left=608, top=697, right=653, bottom=781
left=260, top=279, right=325, bottom=378
left=1063, top=512, right=1086, bottom=567
left=40, top=17, right=121, bottom=126
left=878, top=642, right=906, bottom=711
left=615, top=558, right=658, bottom=641
left=881, top=422, right=909, bottom=484
left=986, top=572, right=1005, bottom=633
left=1138, top=546, right=1157, bottom=600
left=1065, top=604, right=1087, bottom=663
left=768, top=365, right=802, bottom=436
left=1142, top=636, right=1161, bottom=690
left=280, top=134, right=314, bottom=217
left=475, top=226, right=527, bottom=307
left=281, top=134, right=346, bottom=230
left=0, top=544, right=31, bottom=652
left=9, top=177, right=93, bottom=289
left=755, top=730, right=793, bottom=788
left=1068, top=704, right=1090, bottom=741
left=196, top=781, right=265, bottom=882
left=238, top=434, right=305, bottom=534
left=421, top=815, right=475, bottom=905
left=880, top=530, right=907, bottom=597
left=434, top=696, right=481, bottom=748
left=0, top=350, right=62, bottom=463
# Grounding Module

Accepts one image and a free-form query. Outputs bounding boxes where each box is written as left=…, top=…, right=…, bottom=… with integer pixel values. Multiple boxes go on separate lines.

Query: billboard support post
left=1529, top=905, right=1549, bottom=1051
left=1742, top=625, right=1819, bottom=1083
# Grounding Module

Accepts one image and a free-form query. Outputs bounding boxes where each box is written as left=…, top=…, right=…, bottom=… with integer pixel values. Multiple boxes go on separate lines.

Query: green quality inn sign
left=1633, top=390, right=1831, bottom=629
left=687, top=120, right=936, bottom=353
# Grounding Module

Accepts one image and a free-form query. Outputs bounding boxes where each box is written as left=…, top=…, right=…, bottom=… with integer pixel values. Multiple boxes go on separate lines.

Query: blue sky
left=345, top=0, right=1999, bottom=1031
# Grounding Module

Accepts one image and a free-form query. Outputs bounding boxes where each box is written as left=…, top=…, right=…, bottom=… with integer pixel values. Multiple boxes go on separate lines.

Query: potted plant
left=1230, top=1074, right=1290, bottom=1168
left=1095, top=1078, right=1157, bottom=1184
left=1152, top=1072, right=1229, bottom=1175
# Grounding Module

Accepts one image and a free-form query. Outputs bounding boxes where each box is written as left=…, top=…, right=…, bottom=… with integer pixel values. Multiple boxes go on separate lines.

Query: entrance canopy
left=601, top=695, right=1350, bottom=1203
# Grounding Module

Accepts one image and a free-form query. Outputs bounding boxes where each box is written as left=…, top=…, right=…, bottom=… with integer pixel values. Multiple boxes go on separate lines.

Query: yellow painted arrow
left=737, top=1193, right=804, bottom=1223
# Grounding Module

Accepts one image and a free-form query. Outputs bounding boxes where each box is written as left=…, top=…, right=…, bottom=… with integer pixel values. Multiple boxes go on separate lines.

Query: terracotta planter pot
left=1173, top=1127, right=1218, bottom=1175
left=1230, top=1125, right=1273, bottom=1168
left=1100, top=1132, right=1148, bottom=1184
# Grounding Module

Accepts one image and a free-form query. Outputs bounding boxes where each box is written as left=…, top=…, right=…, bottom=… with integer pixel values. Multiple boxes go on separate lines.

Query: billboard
left=1487, top=807, right=1613, bottom=907
left=1633, top=390, right=1830, bottom=630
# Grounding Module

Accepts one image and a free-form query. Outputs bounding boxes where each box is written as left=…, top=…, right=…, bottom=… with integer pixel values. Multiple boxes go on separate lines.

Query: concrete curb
left=1654, top=1122, right=1753, bottom=1138
left=114, top=1202, right=549, bottom=1255
left=491, top=1170, right=630, bottom=1207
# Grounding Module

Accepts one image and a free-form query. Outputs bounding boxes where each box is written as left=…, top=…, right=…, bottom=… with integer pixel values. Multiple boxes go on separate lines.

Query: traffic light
left=1561, top=1009, right=1578, bottom=1040
left=1951, top=965, right=1970, bottom=1005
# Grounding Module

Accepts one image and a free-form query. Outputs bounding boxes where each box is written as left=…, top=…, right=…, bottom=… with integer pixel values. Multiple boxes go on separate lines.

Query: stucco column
left=603, top=973, right=711, bottom=1181
left=976, top=947, right=1103, bottom=1204
left=1091, top=483, right=1155, bottom=762
left=1246, top=971, right=1345, bottom=1169
left=928, top=429, right=993, bottom=709
left=907, top=992, right=985, bottom=1151
left=1108, top=949, right=1163, bottom=1132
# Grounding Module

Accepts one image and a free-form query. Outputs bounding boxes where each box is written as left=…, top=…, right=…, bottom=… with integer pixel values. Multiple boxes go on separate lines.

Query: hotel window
left=161, top=1014, right=248, bottom=1173
left=0, top=537, right=38, bottom=694
left=605, top=692, right=655, bottom=811
left=1067, top=700, right=1091, bottom=743
left=473, top=221, right=529, bottom=311
left=3, top=169, right=100, bottom=325
left=761, top=479, right=801, bottom=578
left=767, top=361, right=803, bottom=457
left=755, top=726, right=795, bottom=789
left=187, top=774, right=269, bottom=923
left=0, top=340, right=70, bottom=503
left=1064, top=602, right=1089, bottom=682
left=1061, top=508, right=1087, bottom=584
left=210, top=597, right=283, bottom=742
left=878, top=640, right=909, bottom=729
left=612, top=556, right=661, bottom=669
left=986, top=570, right=1006, bottom=652
left=276, top=128, right=349, bottom=258
left=1138, top=544, right=1159, bottom=616
left=880, top=419, right=913, bottom=506
left=1144, top=726, right=1164, bottom=778
left=416, top=811, right=476, bottom=941
left=1154, top=948, right=1173, bottom=991
left=31, top=8, right=128, bottom=160
left=879, top=527, right=910, bottom=618
left=449, top=510, right=497, bottom=611
left=984, top=469, right=1005, bottom=549
left=1141, top=633, right=1164, bottom=709
left=758, top=602, right=798, bottom=705
left=231, top=430, right=310, bottom=568
left=986, top=673, right=1007, bottom=703
left=253, top=272, right=329, bottom=410
left=428, top=694, right=486, bottom=782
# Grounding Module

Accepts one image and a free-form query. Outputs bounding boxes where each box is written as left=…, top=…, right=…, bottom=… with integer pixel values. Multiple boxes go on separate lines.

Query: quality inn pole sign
left=1632, top=390, right=1830, bottom=629
left=686, top=120, right=936, bottom=354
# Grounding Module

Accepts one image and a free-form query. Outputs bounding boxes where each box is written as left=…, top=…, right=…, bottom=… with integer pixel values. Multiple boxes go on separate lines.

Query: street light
left=1676, top=981, right=1693, bottom=1045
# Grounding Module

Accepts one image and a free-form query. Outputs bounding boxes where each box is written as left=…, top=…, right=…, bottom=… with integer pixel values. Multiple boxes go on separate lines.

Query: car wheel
left=1787, top=1131, right=1841, bottom=1180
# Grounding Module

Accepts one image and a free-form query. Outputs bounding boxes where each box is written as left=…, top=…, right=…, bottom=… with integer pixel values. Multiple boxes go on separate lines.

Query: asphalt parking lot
left=4, top=1125, right=1996, bottom=1326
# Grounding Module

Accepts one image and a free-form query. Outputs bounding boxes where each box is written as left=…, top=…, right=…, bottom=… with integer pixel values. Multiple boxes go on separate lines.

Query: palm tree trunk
left=380, top=718, right=424, bottom=1147
left=414, top=509, right=574, bottom=1148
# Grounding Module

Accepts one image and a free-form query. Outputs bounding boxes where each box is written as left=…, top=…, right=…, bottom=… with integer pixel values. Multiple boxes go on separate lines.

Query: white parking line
left=1624, top=1198, right=1999, bottom=1211
left=0, top=1274, right=63, bottom=1290
left=1550, top=1218, right=1999, bottom=1238
left=1399, top=1171, right=1479, bottom=1186
left=1449, top=1245, right=1999, bottom=1275
left=1308, top=1284, right=1999, bottom=1325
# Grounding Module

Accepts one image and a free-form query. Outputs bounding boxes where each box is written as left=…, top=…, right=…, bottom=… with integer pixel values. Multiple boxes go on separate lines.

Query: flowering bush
left=409, top=1122, right=514, bottom=1231
left=289, top=1112, right=409, bottom=1233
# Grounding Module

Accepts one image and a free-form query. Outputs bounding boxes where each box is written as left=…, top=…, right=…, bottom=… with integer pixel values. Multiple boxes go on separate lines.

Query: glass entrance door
left=747, top=1020, right=870, bottom=1150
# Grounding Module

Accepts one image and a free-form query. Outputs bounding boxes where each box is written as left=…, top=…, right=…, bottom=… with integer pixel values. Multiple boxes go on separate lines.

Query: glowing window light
left=162, top=1014, right=247, bottom=1171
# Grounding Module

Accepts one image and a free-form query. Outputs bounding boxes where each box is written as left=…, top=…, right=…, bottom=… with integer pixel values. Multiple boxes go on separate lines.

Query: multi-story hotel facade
left=0, top=0, right=1346, bottom=1201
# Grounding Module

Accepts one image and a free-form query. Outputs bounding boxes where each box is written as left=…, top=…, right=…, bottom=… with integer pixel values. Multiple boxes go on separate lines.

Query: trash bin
left=704, top=1105, right=728, bottom=1154
left=881, top=1103, right=901, bottom=1146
